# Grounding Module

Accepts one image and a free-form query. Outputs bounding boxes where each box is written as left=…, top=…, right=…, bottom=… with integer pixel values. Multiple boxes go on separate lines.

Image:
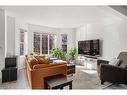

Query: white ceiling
left=0, top=6, right=125, bottom=28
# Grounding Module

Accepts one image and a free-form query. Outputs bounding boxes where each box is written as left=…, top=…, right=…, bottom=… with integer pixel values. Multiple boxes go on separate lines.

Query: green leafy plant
left=51, top=48, right=65, bottom=59
left=69, top=48, right=77, bottom=60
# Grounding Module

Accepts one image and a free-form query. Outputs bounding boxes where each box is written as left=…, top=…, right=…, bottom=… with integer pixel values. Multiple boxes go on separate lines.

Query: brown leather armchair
left=97, top=52, right=127, bottom=85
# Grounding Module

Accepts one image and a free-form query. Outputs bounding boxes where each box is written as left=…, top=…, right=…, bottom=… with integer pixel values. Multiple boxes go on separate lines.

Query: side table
left=67, top=64, right=75, bottom=75
left=1, top=67, right=17, bottom=83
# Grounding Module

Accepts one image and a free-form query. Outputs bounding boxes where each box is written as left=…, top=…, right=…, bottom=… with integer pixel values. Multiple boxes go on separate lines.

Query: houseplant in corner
left=69, top=47, right=77, bottom=64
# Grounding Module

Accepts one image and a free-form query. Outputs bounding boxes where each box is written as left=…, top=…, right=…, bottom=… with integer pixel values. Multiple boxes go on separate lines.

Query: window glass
left=33, top=32, right=56, bottom=54
left=49, top=34, right=56, bottom=53
left=61, top=34, right=67, bottom=52
left=42, top=34, right=48, bottom=54
left=20, top=31, right=24, bottom=42
left=33, top=33, right=40, bottom=53
left=20, top=29, right=27, bottom=56
left=20, top=43, right=24, bottom=55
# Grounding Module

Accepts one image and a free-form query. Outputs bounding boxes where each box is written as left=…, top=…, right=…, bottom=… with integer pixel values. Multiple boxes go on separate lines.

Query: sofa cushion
left=36, top=56, right=49, bottom=64
left=35, top=55, right=45, bottom=59
left=117, top=52, right=127, bottom=68
left=33, top=64, right=51, bottom=69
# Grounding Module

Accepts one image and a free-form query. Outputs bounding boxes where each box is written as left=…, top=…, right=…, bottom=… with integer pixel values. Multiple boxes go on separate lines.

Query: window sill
left=20, top=55, right=25, bottom=58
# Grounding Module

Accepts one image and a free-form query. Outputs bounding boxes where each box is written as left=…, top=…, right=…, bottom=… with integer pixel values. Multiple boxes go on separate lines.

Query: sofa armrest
left=100, top=64, right=127, bottom=81
left=33, top=63, right=66, bottom=69
left=97, top=59, right=109, bottom=66
left=32, top=64, right=67, bottom=79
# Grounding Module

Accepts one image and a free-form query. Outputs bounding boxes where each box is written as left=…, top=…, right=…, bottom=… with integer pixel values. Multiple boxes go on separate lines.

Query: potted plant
left=51, top=48, right=65, bottom=60
left=69, top=47, right=77, bottom=64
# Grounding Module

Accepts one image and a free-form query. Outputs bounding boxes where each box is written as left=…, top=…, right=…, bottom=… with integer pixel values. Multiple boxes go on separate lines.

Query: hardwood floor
left=0, top=69, right=29, bottom=89
left=0, top=65, right=127, bottom=89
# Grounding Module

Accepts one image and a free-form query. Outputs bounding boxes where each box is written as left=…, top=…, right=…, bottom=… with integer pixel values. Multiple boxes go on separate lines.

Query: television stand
left=84, top=55, right=97, bottom=59
left=84, top=55, right=100, bottom=59
left=77, top=55, right=99, bottom=70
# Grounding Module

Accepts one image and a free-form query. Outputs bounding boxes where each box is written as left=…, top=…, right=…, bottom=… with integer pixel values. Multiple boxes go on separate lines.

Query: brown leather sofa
left=97, top=52, right=127, bottom=85
left=25, top=55, right=67, bottom=89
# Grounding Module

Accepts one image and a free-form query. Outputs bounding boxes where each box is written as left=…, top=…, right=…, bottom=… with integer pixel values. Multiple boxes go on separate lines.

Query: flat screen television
left=78, top=39, right=100, bottom=56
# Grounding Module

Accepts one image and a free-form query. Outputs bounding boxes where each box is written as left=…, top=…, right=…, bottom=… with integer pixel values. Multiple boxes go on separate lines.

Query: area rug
left=70, top=65, right=101, bottom=89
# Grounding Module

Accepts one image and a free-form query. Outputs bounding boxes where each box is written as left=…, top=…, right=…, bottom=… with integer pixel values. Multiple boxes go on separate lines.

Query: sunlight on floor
left=76, top=63, right=96, bottom=70
left=76, top=65, right=85, bottom=69
left=80, top=69, right=97, bottom=74
left=85, top=63, right=93, bottom=69
left=76, top=65, right=97, bottom=75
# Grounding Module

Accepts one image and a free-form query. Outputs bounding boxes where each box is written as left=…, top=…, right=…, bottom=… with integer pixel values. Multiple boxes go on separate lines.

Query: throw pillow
left=36, top=57, right=49, bottom=64
left=35, top=55, right=45, bottom=59
left=53, top=60, right=67, bottom=64
left=109, top=58, right=120, bottom=66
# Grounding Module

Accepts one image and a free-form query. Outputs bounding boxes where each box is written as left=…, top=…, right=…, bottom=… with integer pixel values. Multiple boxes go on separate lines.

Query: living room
left=0, top=5, right=127, bottom=90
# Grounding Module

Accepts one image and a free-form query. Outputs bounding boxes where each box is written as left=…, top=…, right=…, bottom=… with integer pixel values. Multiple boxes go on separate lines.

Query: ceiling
left=0, top=6, right=125, bottom=28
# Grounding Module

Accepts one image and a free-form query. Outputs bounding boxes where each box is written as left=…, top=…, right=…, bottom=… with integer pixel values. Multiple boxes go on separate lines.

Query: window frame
left=33, top=32, right=56, bottom=55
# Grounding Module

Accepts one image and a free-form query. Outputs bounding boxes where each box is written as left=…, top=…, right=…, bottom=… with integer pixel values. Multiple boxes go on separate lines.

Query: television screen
left=78, top=39, right=100, bottom=56
left=78, top=41, right=84, bottom=54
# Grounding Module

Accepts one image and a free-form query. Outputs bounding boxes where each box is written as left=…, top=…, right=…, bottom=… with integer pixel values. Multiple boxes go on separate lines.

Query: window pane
left=62, top=45, right=67, bottom=53
left=33, top=33, right=40, bottom=53
left=20, top=29, right=26, bottom=56
left=61, top=34, right=67, bottom=52
left=20, top=29, right=25, bottom=42
left=42, top=34, right=48, bottom=54
left=49, top=34, right=56, bottom=53
left=20, top=43, right=24, bottom=55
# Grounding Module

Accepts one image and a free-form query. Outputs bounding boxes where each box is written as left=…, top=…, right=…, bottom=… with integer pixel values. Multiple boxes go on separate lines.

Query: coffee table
left=45, top=74, right=73, bottom=89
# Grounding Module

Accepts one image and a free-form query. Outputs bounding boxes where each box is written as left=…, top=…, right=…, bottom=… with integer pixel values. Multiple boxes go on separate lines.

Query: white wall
left=58, top=28, right=76, bottom=52
left=75, top=24, right=87, bottom=49
left=15, top=20, right=28, bottom=69
left=102, top=20, right=127, bottom=60
left=76, top=19, right=127, bottom=61
left=4, top=11, right=29, bottom=69
left=28, top=24, right=75, bottom=54
left=6, top=16, right=15, bottom=56
left=0, top=9, right=5, bottom=79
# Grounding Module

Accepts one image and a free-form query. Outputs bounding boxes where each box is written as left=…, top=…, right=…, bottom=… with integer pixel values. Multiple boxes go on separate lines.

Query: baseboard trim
left=18, top=67, right=25, bottom=70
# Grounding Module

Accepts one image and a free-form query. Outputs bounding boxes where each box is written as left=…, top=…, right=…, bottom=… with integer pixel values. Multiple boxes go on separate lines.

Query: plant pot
left=69, top=59, right=76, bottom=64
